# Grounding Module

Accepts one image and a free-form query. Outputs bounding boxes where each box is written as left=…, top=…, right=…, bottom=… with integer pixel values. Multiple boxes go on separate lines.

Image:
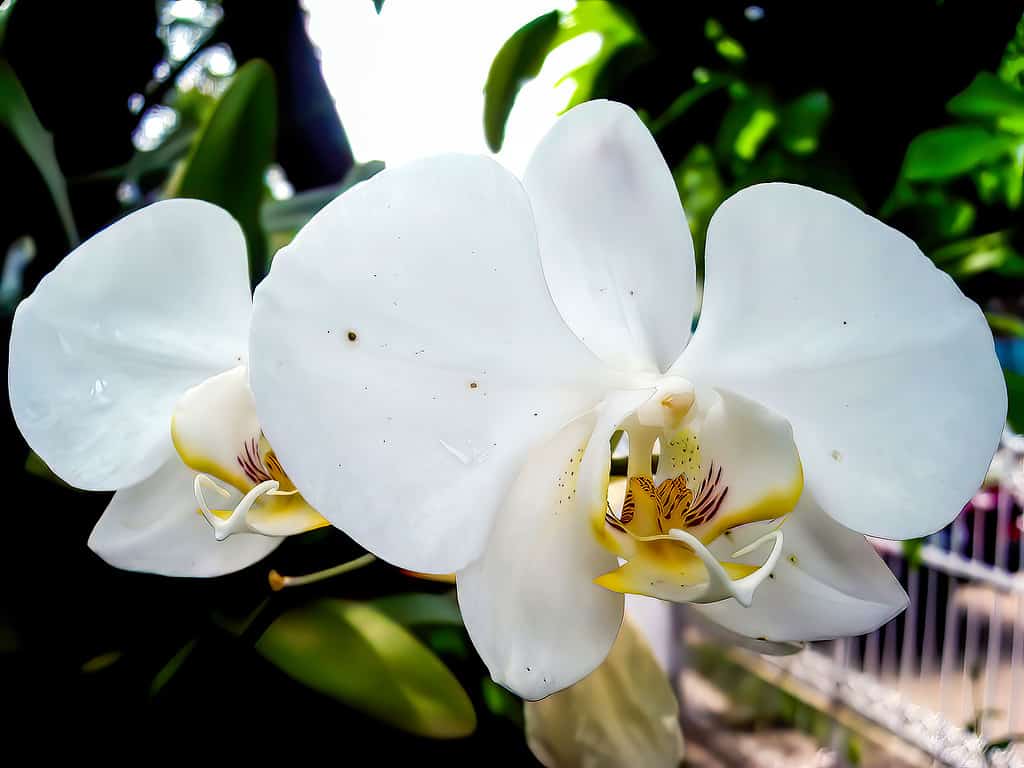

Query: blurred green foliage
left=174, top=58, right=277, bottom=284
left=257, top=598, right=476, bottom=738
left=0, top=61, right=77, bottom=245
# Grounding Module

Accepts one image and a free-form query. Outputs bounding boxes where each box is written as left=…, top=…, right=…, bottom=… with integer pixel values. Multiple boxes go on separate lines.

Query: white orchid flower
left=248, top=100, right=1006, bottom=699
left=8, top=199, right=327, bottom=577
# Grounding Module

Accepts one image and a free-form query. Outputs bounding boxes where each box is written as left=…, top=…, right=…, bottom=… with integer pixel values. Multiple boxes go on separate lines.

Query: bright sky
left=302, top=0, right=582, bottom=175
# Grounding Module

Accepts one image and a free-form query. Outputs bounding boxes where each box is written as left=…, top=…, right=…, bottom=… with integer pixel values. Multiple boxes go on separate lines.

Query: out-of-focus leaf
left=673, top=144, right=724, bottom=262
left=81, top=651, right=122, bottom=674
left=903, top=126, right=1015, bottom=181
left=0, top=0, right=16, bottom=49
left=25, top=450, right=73, bottom=488
left=931, top=231, right=1024, bottom=278
left=174, top=59, right=277, bottom=284
left=553, top=1, right=642, bottom=112
left=948, top=72, right=1024, bottom=132
left=987, top=312, right=1024, bottom=338
left=1004, top=369, right=1024, bottom=433
left=370, top=593, right=462, bottom=628
left=649, top=76, right=730, bottom=136
left=779, top=90, right=831, bottom=155
left=483, top=2, right=641, bottom=149
left=0, top=61, right=78, bottom=245
left=150, top=638, right=198, bottom=697
left=481, top=677, right=524, bottom=726
left=885, top=187, right=976, bottom=242
left=257, top=599, right=476, bottom=739
left=426, top=626, right=470, bottom=659
left=483, top=11, right=559, bottom=151
left=260, top=160, right=384, bottom=233
left=372, top=0, right=384, bottom=13
left=82, top=127, right=197, bottom=187
left=716, top=36, right=745, bottom=63
left=717, top=94, right=777, bottom=162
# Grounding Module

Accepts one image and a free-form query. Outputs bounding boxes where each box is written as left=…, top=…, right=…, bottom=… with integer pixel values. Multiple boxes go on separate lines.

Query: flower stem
left=268, top=553, right=377, bottom=591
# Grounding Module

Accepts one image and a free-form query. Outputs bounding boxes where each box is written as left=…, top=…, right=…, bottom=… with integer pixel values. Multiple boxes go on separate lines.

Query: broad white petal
left=524, top=614, right=684, bottom=768
left=9, top=200, right=252, bottom=491
left=457, top=411, right=625, bottom=701
left=695, top=492, right=908, bottom=642
left=88, top=457, right=282, bottom=577
left=676, top=183, right=1005, bottom=539
left=251, top=154, right=620, bottom=573
left=524, top=100, right=696, bottom=374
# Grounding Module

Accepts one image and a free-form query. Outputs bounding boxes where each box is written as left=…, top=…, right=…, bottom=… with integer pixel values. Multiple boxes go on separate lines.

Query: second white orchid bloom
left=249, top=101, right=1006, bottom=699
left=8, top=200, right=326, bottom=577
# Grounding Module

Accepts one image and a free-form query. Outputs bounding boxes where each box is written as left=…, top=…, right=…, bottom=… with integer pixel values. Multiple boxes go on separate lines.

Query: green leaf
left=0, top=60, right=78, bottom=245
left=260, top=160, right=384, bottom=234
left=930, top=231, right=1024, bottom=278
left=553, top=1, right=642, bottom=112
left=25, top=450, right=73, bottom=488
left=150, top=638, right=197, bottom=697
left=673, top=143, right=724, bottom=261
left=481, top=677, right=523, bottom=726
left=372, top=0, right=385, bottom=13
left=81, top=650, right=122, bottom=674
left=903, top=126, right=1014, bottom=181
left=370, top=593, right=463, bottom=628
left=1004, top=369, right=1024, bottom=433
left=649, top=76, right=731, bottom=136
left=174, top=59, right=277, bottom=285
left=986, top=311, right=1024, bottom=338
left=948, top=72, right=1024, bottom=131
left=257, top=599, right=476, bottom=739
left=483, top=11, right=560, bottom=152
left=717, top=94, right=777, bottom=161
left=779, top=90, right=831, bottom=155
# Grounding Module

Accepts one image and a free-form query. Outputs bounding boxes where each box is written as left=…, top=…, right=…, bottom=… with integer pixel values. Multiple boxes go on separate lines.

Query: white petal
left=9, top=200, right=252, bottom=491
left=457, top=411, right=624, bottom=701
left=675, top=183, right=1005, bottom=539
left=524, top=100, right=696, bottom=374
left=250, top=154, right=620, bottom=573
left=695, top=492, right=908, bottom=642
left=88, top=457, right=282, bottom=577
left=524, top=615, right=684, bottom=768
left=172, top=365, right=261, bottom=491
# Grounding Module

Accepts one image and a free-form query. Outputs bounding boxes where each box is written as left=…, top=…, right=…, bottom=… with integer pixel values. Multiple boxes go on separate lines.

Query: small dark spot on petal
left=469, top=381, right=478, bottom=390
left=347, top=330, right=358, bottom=342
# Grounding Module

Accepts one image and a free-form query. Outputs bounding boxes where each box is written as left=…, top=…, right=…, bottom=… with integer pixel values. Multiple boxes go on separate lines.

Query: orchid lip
left=171, top=365, right=329, bottom=540
left=593, top=383, right=802, bottom=606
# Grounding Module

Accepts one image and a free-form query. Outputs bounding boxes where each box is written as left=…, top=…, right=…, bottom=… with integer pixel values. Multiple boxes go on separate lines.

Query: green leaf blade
left=257, top=599, right=476, bottom=739
left=175, top=59, right=277, bottom=284
left=0, top=60, right=78, bottom=245
left=947, top=72, right=1024, bottom=125
left=903, top=125, right=1014, bottom=181
left=483, top=10, right=560, bottom=152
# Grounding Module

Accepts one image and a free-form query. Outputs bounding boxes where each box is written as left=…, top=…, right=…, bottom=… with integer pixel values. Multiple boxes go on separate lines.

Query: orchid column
left=249, top=100, right=1005, bottom=700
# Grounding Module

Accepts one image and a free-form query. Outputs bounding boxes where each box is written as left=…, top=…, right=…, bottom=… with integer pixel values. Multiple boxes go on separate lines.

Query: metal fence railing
left=680, top=437, right=1024, bottom=767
